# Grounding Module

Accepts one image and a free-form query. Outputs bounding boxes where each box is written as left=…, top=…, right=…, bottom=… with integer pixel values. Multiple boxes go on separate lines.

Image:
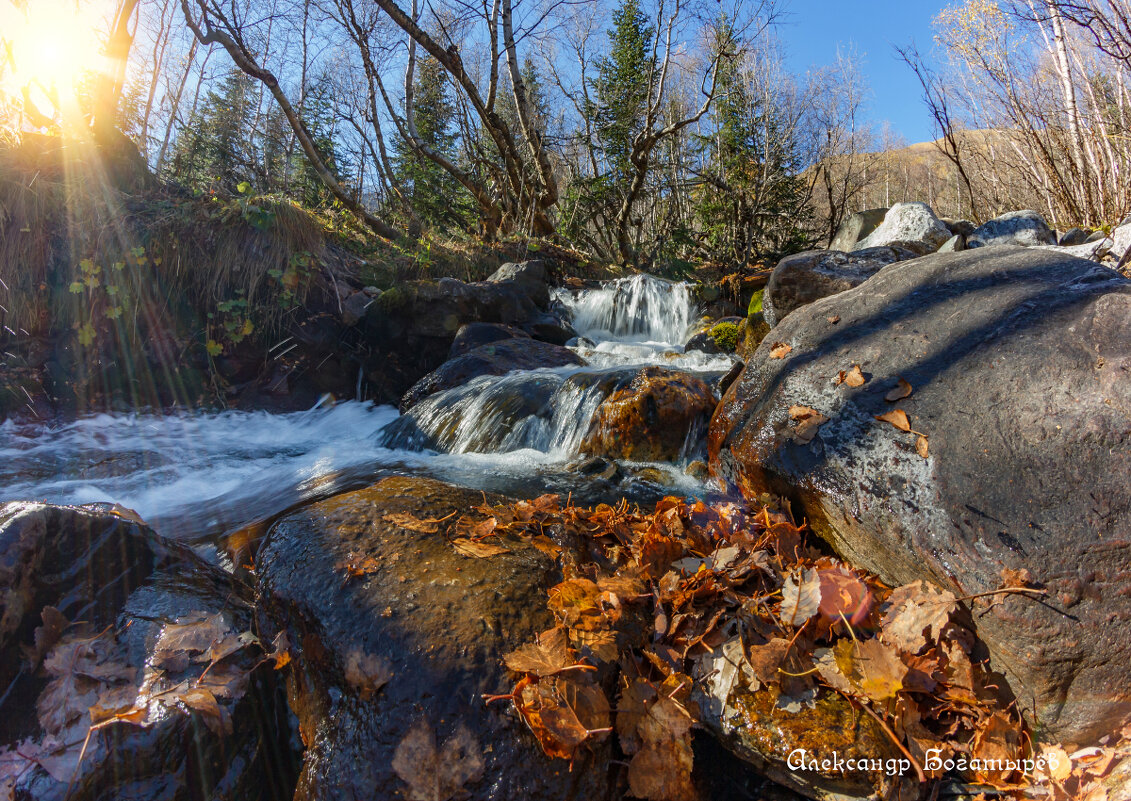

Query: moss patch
left=708, top=321, right=739, bottom=352
left=747, top=288, right=764, bottom=316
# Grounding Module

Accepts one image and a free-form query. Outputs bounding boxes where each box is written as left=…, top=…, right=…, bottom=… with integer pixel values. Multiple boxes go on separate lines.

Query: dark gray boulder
left=762, top=246, right=922, bottom=327
left=400, top=338, right=585, bottom=411
left=828, top=208, right=887, bottom=252
left=254, top=476, right=614, bottom=801
left=486, top=260, right=550, bottom=305
left=1060, top=227, right=1090, bottom=247
left=709, top=246, right=1131, bottom=744
left=449, top=322, right=531, bottom=358
left=968, top=210, right=1057, bottom=248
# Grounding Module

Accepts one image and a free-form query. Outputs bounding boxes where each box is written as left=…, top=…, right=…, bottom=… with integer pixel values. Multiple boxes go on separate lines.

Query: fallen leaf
left=449, top=537, right=509, bottom=558
left=1000, top=567, right=1036, bottom=589
left=504, top=628, right=576, bottom=676
left=779, top=567, right=822, bottom=627
left=769, top=342, right=792, bottom=359
left=176, top=686, right=231, bottom=736
left=392, top=719, right=485, bottom=801
left=885, top=378, right=913, bottom=402
left=268, top=631, right=292, bottom=670
left=789, top=406, right=829, bottom=444
left=880, top=580, right=958, bottom=654
left=836, top=364, right=866, bottom=387
left=344, top=648, right=393, bottom=699
left=875, top=409, right=911, bottom=432
left=23, top=606, right=68, bottom=668
left=152, top=612, right=229, bottom=671
left=747, top=638, right=791, bottom=684
left=851, top=638, right=908, bottom=701
left=817, top=567, right=873, bottom=625
left=516, top=674, right=610, bottom=760
left=383, top=512, right=445, bottom=534
left=916, top=435, right=929, bottom=458
left=827, top=315, right=840, bottom=324
left=335, top=552, right=381, bottom=579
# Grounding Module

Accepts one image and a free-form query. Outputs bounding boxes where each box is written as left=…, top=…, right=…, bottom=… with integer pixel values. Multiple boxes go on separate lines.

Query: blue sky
left=777, top=0, right=948, bottom=144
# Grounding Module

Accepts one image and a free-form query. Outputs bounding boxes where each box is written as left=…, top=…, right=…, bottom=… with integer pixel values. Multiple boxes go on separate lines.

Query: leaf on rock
left=885, top=378, right=913, bottom=402
left=827, top=315, right=840, bottom=324
left=391, top=719, right=485, bottom=801
left=817, top=567, right=873, bottom=625
left=23, top=606, right=68, bottom=668
left=153, top=612, right=229, bottom=671
left=176, top=686, right=231, bottom=736
left=880, top=580, right=958, bottom=654
left=779, top=567, right=822, bottom=627
left=383, top=512, right=446, bottom=534
left=504, top=628, right=576, bottom=676
left=875, top=409, right=911, bottom=432
left=449, top=537, right=510, bottom=558
left=548, top=579, right=605, bottom=630
left=916, top=434, right=929, bottom=458
left=836, top=364, right=866, bottom=387
left=972, top=711, right=1023, bottom=787
left=516, top=674, right=610, bottom=760
left=813, top=647, right=854, bottom=694
left=335, top=552, right=381, bottom=579
left=789, top=406, right=829, bottom=444
left=769, top=342, right=792, bottom=359
left=1000, top=566, right=1037, bottom=589
left=268, top=631, right=292, bottom=670
left=344, top=648, right=393, bottom=699
left=747, top=638, right=791, bottom=685
left=851, top=639, right=908, bottom=702
left=627, top=733, right=695, bottom=801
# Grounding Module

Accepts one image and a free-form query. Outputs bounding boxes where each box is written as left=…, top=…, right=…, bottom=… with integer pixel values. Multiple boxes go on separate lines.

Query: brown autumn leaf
left=627, top=733, right=695, bottom=801
left=38, top=632, right=135, bottom=736
left=548, top=578, right=605, bottom=630
left=886, top=378, right=913, bottom=402
left=268, top=631, right=292, bottom=670
left=569, top=629, right=619, bottom=663
left=789, top=406, right=829, bottom=444
left=827, top=315, right=841, bottom=324
left=1000, top=566, right=1036, bottom=589
left=813, top=646, right=855, bottom=694
left=344, top=648, right=393, bottom=699
left=747, top=638, right=791, bottom=685
left=152, top=612, right=229, bottom=671
left=449, top=537, right=510, bottom=558
left=176, top=686, right=232, bottom=736
left=779, top=567, right=822, bottom=627
left=335, top=552, right=381, bottom=580
left=383, top=512, right=447, bottom=534
left=769, top=342, right=792, bottom=359
left=817, top=567, right=873, bottom=626
left=504, top=628, right=576, bottom=677
left=916, top=435, right=929, bottom=458
left=972, top=711, right=1024, bottom=787
left=880, top=580, right=958, bottom=654
left=836, top=364, right=866, bottom=387
left=23, top=606, right=69, bottom=668
left=875, top=409, right=911, bottom=432
left=516, top=674, right=610, bottom=760
left=830, top=638, right=907, bottom=702
left=391, top=719, right=485, bottom=801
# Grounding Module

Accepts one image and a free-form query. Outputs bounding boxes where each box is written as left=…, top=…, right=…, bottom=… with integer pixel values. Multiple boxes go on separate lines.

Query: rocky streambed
left=2, top=215, right=1131, bottom=801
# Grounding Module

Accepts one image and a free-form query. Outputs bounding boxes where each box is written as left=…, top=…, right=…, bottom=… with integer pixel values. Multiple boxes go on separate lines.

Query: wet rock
left=400, top=338, right=585, bottom=412
left=0, top=504, right=297, bottom=801
left=1060, top=227, right=1090, bottom=247
left=582, top=366, right=717, bottom=462
left=254, top=476, right=613, bottom=801
left=0, top=503, right=159, bottom=694
left=741, top=313, right=771, bottom=360
left=762, top=246, right=922, bottom=327
left=449, top=323, right=531, bottom=358
left=967, top=209, right=1057, bottom=248
left=525, top=316, right=577, bottom=346
left=683, top=460, right=710, bottom=480
left=853, top=202, right=950, bottom=252
left=360, top=277, right=549, bottom=403
left=685, top=317, right=743, bottom=354
left=717, top=360, right=744, bottom=396
left=828, top=208, right=887, bottom=252
left=709, top=246, right=1131, bottom=743
left=695, top=641, right=905, bottom=800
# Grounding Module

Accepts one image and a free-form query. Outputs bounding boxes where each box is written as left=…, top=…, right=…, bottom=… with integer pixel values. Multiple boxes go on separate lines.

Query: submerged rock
left=254, top=476, right=613, bottom=801
left=581, top=366, right=716, bottom=462
left=762, top=246, right=921, bottom=327
left=709, top=246, right=1131, bottom=743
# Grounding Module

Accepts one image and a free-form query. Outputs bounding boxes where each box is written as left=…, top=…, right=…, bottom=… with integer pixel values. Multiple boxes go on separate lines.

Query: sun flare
left=0, top=0, right=110, bottom=117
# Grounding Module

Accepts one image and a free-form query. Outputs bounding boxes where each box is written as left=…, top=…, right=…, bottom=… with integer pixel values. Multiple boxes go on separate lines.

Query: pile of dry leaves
left=408, top=492, right=1129, bottom=801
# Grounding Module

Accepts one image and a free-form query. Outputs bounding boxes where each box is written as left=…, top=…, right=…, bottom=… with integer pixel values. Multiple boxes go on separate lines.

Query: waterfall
left=554, top=274, right=698, bottom=344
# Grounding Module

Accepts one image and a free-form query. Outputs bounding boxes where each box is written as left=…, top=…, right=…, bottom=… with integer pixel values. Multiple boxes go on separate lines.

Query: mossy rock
left=747, top=288, right=764, bottom=316
left=708, top=321, right=740, bottom=353
left=741, top=311, right=771, bottom=359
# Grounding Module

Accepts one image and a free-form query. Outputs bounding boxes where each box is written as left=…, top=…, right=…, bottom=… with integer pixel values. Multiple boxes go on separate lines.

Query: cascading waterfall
left=0, top=274, right=732, bottom=542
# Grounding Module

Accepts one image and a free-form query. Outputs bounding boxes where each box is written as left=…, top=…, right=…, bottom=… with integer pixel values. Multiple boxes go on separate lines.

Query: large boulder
left=708, top=246, right=1131, bottom=744
left=0, top=504, right=295, bottom=801
left=400, top=338, right=585, bottom=411
left=853, top=202, right=950, bottom=252
left=581, top=366, right=717, bottom=462
left=967, top=210, right=1057, bottom=248
left=253, top=476, right=613, bottom=801
left=828, top=208, right=887, bottom=252
left=762, top=246, right=922, bottom=327
left=449, top=322, right=531, bottom=359
left=360, top=276, right=549, bottom=403
left=486, top=260, right=551, bottom=306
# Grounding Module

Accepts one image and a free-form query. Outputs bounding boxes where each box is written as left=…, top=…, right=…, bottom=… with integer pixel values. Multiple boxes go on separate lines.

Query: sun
left=0, top=0, right=111, bottom=120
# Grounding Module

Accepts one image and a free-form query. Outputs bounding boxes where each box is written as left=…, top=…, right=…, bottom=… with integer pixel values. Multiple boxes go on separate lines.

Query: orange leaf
left=769, top=342, right=792, bottom=359
left=875, top=409, right=911, bottom=432
left=885, top=378, right=913, bottom=402
left=916, top=434, right=929, bottom=458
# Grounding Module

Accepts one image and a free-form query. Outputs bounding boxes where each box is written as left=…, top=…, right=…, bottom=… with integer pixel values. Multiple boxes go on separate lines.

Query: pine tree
left=392, top=55, right=472, bottom=230
left=168, top=68, right=257, bottom=193
left=592, top=0, right=655, bottom=180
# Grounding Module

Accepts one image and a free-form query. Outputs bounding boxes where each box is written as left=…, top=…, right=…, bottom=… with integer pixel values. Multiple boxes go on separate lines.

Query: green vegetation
left=708, top=321, right=739, bottom=352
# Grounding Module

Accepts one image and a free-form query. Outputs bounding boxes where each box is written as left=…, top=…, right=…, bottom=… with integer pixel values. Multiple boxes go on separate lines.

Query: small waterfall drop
left=554, top=274, right=698, bottom=344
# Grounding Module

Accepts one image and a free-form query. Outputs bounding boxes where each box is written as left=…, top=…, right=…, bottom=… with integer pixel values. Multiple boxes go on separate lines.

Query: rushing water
left=0, top=274, right=733, bottom=545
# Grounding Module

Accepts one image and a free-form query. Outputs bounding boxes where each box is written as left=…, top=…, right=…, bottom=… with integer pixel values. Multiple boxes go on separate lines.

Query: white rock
left=853, top=201, right=950, bottom=252
left=967, top=210, right=1057, bottom=248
